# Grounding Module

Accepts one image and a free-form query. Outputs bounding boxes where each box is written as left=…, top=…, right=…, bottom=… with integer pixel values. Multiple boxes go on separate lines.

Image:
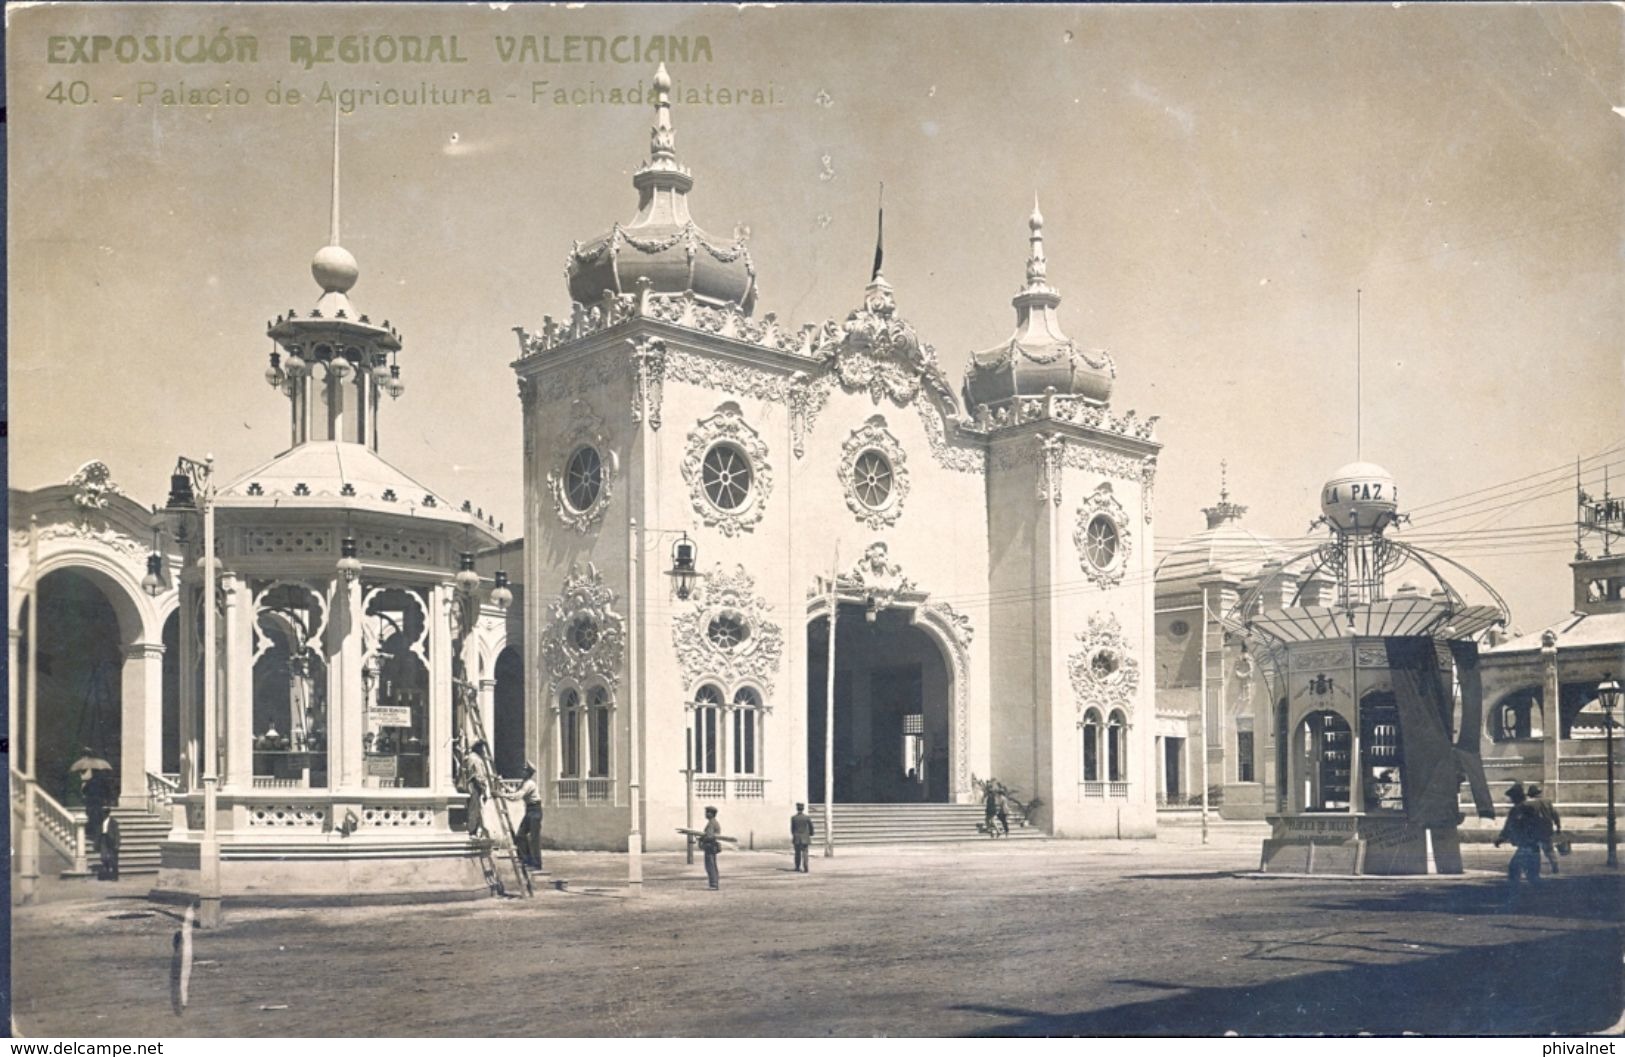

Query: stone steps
left=820, top=803, right=1045, bottom=845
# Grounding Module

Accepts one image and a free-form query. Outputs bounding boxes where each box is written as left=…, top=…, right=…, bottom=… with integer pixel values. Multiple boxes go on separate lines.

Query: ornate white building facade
left=512, top=66, right=1163, bottom=849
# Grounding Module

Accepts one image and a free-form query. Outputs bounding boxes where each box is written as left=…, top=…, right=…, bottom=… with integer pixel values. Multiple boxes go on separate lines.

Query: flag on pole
left=871, top=182, right=885, bottom=281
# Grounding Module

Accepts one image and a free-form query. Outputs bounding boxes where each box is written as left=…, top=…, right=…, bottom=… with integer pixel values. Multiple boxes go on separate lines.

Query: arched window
left=691, top=684, right=723, bottom=775
left=1491, top=690, right=1542, bottom=742
left=1081, top=708, right=1103, bottom=782
left=587, top=685, right=612, bottom=778
left=732, top=686, right=763, bottom=776
left=559, top=688, right=581, bottom=778
left=1107, top=710, right=1128, bottom=783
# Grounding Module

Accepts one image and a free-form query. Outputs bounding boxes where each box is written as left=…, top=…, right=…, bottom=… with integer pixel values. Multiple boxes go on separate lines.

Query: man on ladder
left=502, top=763, right=544, bottom=872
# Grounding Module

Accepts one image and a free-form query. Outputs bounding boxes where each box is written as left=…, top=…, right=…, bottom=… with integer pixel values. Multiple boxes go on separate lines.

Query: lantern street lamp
left=336, top=536, right=362, bottom=582
left=1598, top=674, right=1621, bottom=869
left=667, top=533, right=700, bottom=600
left=265, top=350, right=286, bottom=389
left=490, top=569, right=514, bottom=610
left=454, top=551, right=482, bottom=595
left=142, top=553, right=165, bottom=597
left=164, top=453, right=221, bottom=924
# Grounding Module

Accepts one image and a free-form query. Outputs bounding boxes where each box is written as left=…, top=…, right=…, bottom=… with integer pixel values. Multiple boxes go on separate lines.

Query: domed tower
left=963, top=199, right=1114, bottom=411
left=264, top=116, right=404, bottom=452
left=566, top=63, right=757, bottom=314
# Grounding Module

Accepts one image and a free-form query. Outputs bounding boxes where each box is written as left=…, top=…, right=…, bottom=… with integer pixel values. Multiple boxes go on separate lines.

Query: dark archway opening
left=161, top=610, right=180, bottom=775
left=807, top=603, right=951, bottom=804
left=16, top=570, right=126, bottom=805
left=493, top=645, right=526, bottom=778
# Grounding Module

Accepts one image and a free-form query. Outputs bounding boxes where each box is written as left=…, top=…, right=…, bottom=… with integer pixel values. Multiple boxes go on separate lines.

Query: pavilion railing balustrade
left=1108, top=782, right=1130, bottom=798
left=731, top=777, right=766, bottom=800
left=1081, top=781, right=1105, bottom=798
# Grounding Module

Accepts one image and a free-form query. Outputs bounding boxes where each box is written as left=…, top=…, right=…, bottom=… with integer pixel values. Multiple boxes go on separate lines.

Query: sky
left=8, top=3, right=1623, bottom=630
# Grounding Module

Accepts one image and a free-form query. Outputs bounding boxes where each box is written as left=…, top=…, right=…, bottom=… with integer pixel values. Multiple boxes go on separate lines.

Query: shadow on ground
left=952, top=877, right=1624, bottom=1036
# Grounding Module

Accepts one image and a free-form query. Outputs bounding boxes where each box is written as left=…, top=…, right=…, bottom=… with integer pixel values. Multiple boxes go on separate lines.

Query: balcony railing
left=1081, top=781, right=1104, bottom=798
left=554, top=777, right=616, bottom=804
left=732, top=777, right=766, bottom=800
left=689, top=776, right=767, bottom=800
left=694, top=776, right=726, bottom=799
left=1108, top=782, right=1130, bottom=799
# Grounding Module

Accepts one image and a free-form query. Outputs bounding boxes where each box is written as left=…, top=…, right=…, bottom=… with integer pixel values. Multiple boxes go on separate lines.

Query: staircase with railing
left=10, top=768, right=90, bottom=874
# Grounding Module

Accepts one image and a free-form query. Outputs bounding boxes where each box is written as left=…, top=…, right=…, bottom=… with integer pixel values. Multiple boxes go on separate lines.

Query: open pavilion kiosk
left=1229, top=463, right=1507, bottom=874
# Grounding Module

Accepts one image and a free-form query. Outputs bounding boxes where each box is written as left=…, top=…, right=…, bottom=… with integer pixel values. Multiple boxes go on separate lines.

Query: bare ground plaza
left=11, top=823, right=1623, bottom=1037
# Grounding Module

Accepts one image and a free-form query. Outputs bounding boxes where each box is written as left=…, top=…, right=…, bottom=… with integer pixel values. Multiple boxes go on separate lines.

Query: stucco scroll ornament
left=67, top=461, right=121, bottom=514
left=1069, top=611, right=1141, bottom=719
left=540, top=563, right=626, bottom=694
left=545, top=399, right=617, bottom=534
left=836, top=541, right=919, bottom=613
left=671, top=564, right=784, bottom=696
left=1037, top=433, right=1066, bottom=507
left=838, top=417, right=911, bottom=529
left=915, top=599, right=975, bottom=796
left=629, top=335, right=667, bottom=430
left=1140, top=455, right=1158, bottom=524
left=1073, top=482, right=1133, bottom=588
left=681, top=403, right=773, bottom=537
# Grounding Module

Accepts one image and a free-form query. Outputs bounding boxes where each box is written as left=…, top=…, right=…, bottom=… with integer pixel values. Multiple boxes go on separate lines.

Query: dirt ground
left=10, top=825, right=1624, bottom=1037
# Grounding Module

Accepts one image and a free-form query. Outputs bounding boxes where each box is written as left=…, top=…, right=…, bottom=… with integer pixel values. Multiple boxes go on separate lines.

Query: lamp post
left=1598, top=674, right=1621, bottom=869
left=165, top=455, right=220, bottom=925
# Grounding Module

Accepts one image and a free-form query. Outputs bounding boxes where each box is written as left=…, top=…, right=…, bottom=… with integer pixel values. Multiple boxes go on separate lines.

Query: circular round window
left=701, top=444, right=753, bottom=511
left=852, top=450, right=894, bottom=510
left=563, top=445, right=604, bottom=512
left=568, top=615, right=600, bottom=654
left=1168, top=620, right=1191, bottom=638
left=1091, top=650, right=1119, bottom=679
left=1082, top=514, right=1120, bottom=570
left=706, top=612, right=750, bottom=651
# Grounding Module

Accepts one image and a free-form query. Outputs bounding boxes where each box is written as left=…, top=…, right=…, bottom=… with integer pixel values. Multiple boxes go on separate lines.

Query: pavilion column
left=1541, top=638, right=1560, bottom=800
left=9, top=628, right=21, bottom=776
left=121, top=641, right=166, bottom=803
left=332, top=575, right=364, bottom=790
left=479, top=677, right=497, bottom=747
left=222, top=575, right=253, bottom=790
left=430, top=582, right=453, bottom=794
left=178, top=585, right=198, bottom=791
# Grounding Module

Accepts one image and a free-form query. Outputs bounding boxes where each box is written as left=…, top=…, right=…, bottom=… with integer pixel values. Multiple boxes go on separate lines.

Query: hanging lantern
left=454, top=551, right=481, bottom=594
left=667, top=532, right=699, bottom=600
left=329, top=355, right=355, bottom=383
left=265, top=350, right=286, bottom=389
left=164, top=471, right=197, bottom=514
left=141, top=553, right=164, bottom=597
left=371, top=356, right=393, bottom=384
left=490, top=569, right=514, bottom=610
left=285, top=350, right=307, bottom=377
left=336, top=535, right=362, bottom=582
left=387, top=363, right=406, bottom=400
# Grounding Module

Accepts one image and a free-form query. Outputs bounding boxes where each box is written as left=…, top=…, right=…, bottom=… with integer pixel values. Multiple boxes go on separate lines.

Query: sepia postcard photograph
left=4, top=1, right=1623, bottom=1040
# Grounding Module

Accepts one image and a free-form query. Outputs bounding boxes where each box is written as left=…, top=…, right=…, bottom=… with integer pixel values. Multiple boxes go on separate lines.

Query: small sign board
left=365, top=756, right=399, bottom=780
left=370, top=707, right=413, bottom=727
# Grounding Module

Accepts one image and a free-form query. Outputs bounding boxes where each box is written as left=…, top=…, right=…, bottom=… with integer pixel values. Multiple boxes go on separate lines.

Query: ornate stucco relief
left=1069, top=611, right=1141, bottom=719
left=1073, top=482, right=1133, bottom=588
left=544, top=399, right=617, bottom=534
left=671, top=564, right=784, bottom=696
left=680, top=403, right=773, bottom=537
left=540, top=563, right=626, bottom=695
left=838, top=417, right=911, bottom=529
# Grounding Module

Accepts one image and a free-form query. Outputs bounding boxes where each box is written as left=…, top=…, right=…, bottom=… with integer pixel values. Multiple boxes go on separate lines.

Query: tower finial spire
left=1220, top=458, right=1230, bottom=503
left=329, top=103, right=341, bottom=247
left=1025, top=192, right=1048, bottom=289
left=649, top=62, right=676, bottom=166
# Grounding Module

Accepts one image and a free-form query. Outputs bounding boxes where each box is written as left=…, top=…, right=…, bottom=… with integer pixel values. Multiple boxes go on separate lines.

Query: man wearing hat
left=700, top=806, right=724, bottom=890
left=1494, top=781, right=1547, bottom=898
left=502, top=762, right=544, bottom=871
left=1526, top=784, right=1563, bottom=872
left=790, top=803, right=815, bottom=873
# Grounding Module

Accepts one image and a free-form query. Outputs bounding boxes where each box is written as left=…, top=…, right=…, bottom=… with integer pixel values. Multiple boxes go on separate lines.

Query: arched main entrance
left=492, top=645, right=526, bottom=778
left=807, top=603, right=953, bottom=803
left=16, top=570, right=126, bottom=805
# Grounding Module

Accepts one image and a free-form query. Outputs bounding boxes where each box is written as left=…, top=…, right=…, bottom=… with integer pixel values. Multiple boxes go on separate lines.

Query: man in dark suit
left=790, top=803, right=815, bottom=873
left=700, top=807, right=723, bottom=890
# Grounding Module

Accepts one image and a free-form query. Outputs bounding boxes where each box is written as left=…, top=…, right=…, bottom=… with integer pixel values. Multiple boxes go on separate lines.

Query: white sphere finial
left=312, top=244, right=359, bottom=293
left=1320, top=461, right=1398, bottom=533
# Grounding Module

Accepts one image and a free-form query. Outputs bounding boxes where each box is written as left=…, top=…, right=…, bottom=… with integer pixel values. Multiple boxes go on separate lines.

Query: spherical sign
left=1319, top=461, right=1398, bottom=532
